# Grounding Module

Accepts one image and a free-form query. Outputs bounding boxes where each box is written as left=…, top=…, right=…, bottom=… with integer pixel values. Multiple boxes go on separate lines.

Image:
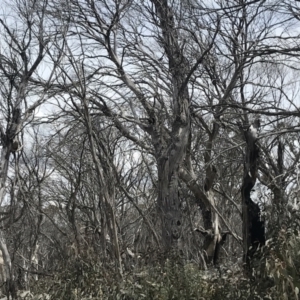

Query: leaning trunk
left=202, top=122, right=222, bottom=265
left=202, top=193, right=222, bottom=265
left=179, top=165, right=230, bottom=266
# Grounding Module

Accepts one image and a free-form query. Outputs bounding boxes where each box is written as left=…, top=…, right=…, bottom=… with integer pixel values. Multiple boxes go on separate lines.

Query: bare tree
left=38, top=0, right=300, bottom=275
left=0, top=0, right=58, bottom=296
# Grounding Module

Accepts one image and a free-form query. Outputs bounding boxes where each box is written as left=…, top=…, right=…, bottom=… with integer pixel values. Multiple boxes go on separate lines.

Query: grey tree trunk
left=179, top=167, right=231, bottom=266
left=0, top=3, right=51, bottom=294
left=0, top=107, right=23, bottom=299
left=150, top=0, right=191, bottom=251
left=181, top=120, right=227, bottom=265
left=156, top=146, right=187, bottom=250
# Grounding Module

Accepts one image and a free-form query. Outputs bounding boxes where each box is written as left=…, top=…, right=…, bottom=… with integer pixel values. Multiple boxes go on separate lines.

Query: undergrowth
left=23, top=227, right=300, bottom=300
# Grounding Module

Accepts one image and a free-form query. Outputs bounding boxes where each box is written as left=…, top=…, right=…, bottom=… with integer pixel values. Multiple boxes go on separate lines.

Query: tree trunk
left=83, top=97, right=123, bottom=277
left=179, top=167, right=237, bottom=266
left=0, top=108, right=22, bottom=299
left=202, top=192, right=222, bottom=265
left=202, top=123, right=223, bottom=265
left=157, top=154, right=183, bottom=251
left=241, top=123, right=265, bottom=270
left=150, top=0, right=191, bottom=252
left=0, top=231, right=16, bottom=299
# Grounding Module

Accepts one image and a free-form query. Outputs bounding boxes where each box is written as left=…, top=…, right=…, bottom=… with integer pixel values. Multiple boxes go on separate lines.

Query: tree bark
left=150, top=0, right=191, bottom=251
left=156, top=148, right=187, bottom=251
left=241, top=123, right=265, bottom=270
left=0, top=107, right=23, bottom=299
left=201, top=122, right=222, bottom=265
left=179, top=166, right=240, bottom=265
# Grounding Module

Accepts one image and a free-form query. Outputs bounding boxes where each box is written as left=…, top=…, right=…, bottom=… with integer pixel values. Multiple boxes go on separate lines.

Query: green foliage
left=30, top=259, right=214, bottom=300
left=213, top=226, right=300, bottom=300
left=118, top=261, right=215, bottom=300
left=262, top=227, right=300, bottom=300
left=27, top=228, right=300, bottom=299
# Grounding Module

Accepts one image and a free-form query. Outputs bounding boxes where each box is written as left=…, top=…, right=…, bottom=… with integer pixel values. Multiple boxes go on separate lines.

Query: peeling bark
left=150, top=0, right=191, bottom=251
left=202, top=191, right=222, bottom=264
left=179, top=166, right=241, bottom=264
left=157, top=149, right=186, bottom=250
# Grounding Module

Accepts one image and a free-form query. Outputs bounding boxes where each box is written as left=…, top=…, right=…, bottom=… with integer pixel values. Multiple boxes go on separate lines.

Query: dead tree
left=240, top=119, right=265, bottom=270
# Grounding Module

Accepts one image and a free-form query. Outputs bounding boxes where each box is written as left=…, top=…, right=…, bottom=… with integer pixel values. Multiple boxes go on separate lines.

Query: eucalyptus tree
left=46, top=0, right=225, bottom=258
left=0, top=0, right=59, bottom=296
left=6, top=128, right=54, bottom=288
left=195, top=0, right=300, bottom=267
left=43, top=0, right=300, bottom=270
